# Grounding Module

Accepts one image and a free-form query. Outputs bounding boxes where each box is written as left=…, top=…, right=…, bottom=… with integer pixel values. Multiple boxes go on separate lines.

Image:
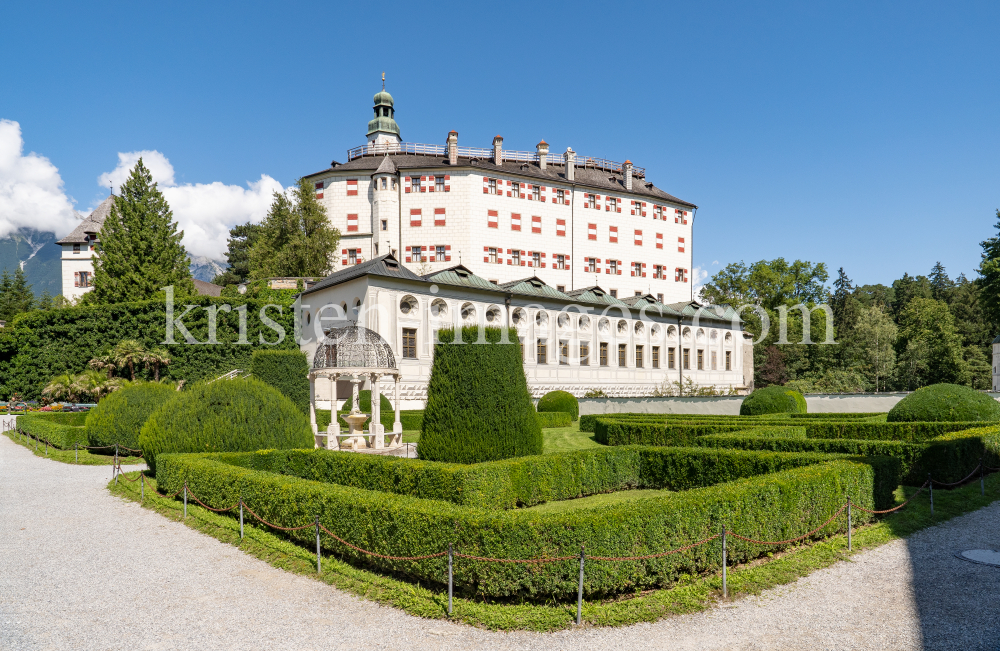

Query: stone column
left=393, top=374, right=402, bottom=445
left=328, top=373, right=340, bottom=449
left=309, top=374, right=319, bottom=447
left=371, top=373, right=383, bottom=449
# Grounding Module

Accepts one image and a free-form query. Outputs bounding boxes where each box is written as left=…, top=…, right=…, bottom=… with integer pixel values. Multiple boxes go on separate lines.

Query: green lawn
left=397, top=422, right=601, bottom=454
left=524, top=488, right=670, bottom=513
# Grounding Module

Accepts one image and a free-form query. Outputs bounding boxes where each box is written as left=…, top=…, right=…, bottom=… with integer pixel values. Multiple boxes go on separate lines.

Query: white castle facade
left=298, top=88, right=752, bottom=407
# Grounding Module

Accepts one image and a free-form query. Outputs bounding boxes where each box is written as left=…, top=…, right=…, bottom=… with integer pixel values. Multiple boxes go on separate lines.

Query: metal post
left=114, top=444, right=118, bottom=478
left=315, top=515, right=321, bottom=574
left=240, top=500, right=244, bottom=539
left=45, top=440, right=48, bottom=456
left=722, top=524, right=728, bottom=598
left=141, top=473, right=144, bottom=503
left=847, top=497, right=852, bottom=552
left=114, top=463, right=118, bottom=486
left=448, top=543, right=453, bottom=616
left=576, top=545, right=585, bottom=626
left=75, top=443, right=78, bottom=463
left=981, top=458, right=985, bottom=497
left=184, top=482, right=188, bottom=519
left=928, top=473, right=933, bottom=516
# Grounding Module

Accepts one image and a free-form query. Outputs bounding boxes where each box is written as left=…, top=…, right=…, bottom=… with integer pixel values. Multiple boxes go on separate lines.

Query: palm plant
left=43, top=374, right=79, bottom=403
left=75, top=369, right=125, bottom=401
left=88, top=354, right=117, bottom=380
left=145, top=347, right=171, bottom=381
left=111, top=339, right=147, bottom=381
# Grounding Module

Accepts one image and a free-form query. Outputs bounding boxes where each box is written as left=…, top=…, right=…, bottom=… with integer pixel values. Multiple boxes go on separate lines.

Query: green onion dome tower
left=366, top=78, right=401, bottom=148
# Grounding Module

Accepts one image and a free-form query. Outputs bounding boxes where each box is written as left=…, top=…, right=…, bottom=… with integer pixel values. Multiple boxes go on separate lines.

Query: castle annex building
left=298, top=87, right=751, bottom=406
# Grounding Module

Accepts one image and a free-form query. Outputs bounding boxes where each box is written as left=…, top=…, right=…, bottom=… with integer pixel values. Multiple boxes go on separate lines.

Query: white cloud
left=712, top=260, right=719, bottom=265
left=161, top=176, right=283, bottom=259
left=97, top=150, right=177, bottom=190
left=97, top=149, right=283, bottom=259
left=0, top=119, right=79, bottom=238
left=692, top=266, right=710, bottom=302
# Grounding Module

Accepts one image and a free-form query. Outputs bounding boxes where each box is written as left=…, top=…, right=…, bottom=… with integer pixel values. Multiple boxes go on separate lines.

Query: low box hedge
left=695, top=426, right=1000, bottom=485
left=18, top=414, right=88, bottom=450
left=594, top=417, right=983, bottom=446
left=537, top=411, right=572, bottom=428
left=155, top=451, right=892, bottom=599
left=217, top=445, right=856, bottom=510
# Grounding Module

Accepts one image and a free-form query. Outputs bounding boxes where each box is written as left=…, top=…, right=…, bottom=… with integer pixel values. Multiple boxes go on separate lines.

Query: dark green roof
left=423, top=265, right=497, bottom=290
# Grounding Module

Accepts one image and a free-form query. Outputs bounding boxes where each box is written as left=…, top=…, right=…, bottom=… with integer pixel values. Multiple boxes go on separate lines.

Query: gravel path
left=2, top=434, right=999, bottom=651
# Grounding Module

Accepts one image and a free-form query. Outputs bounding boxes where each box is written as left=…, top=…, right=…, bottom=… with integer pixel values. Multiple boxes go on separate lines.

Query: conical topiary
left=418, top=326, right=542, bottom=463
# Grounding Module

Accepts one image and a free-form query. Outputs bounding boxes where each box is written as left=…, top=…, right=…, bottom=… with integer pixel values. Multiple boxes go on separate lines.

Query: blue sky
left=1, top=0, right=998, bottom=286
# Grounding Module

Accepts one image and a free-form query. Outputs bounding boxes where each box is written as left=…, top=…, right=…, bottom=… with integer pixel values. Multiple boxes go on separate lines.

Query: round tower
left=371, top=156, right=398, bottom=258
left=366, top=87, right=401, bottom=149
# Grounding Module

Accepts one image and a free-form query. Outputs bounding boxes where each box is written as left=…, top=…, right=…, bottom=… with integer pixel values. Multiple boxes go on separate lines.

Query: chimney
left=564, top=147, right=576, bottom=182
left=536, top=140, right=549, bottom=170
left=447, top=130, right=458, bottom=165
left=623, top=160, right=633, bottom=191
left=493, top=135, right=503, bottom=164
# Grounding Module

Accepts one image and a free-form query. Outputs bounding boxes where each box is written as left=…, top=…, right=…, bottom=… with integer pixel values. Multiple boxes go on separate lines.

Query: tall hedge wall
left=156, top=452, right=888, bottom=599
left=250, top=350, right=309, bottom=414
left=0, top=296, right=297, bottom=401
left=419, top=326, right=542, bottom=463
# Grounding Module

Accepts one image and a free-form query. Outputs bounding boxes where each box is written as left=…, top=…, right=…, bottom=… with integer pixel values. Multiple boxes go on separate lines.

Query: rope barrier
left=240, top=502, right=315, bottom=532
left=929, top=464, right=982, bottom=487
left=728, top=504, right=847, bottom=545
left=183, top=488, right=237, bottom=513
left=115, top=467, right=143, bottom=483
left=590, top=534, right=721, bottom=561
left=452, top=552, right=577, bottom=564
left=852, top=482, right=929, bottom=514
left=318, top=523, right=448, bottom=561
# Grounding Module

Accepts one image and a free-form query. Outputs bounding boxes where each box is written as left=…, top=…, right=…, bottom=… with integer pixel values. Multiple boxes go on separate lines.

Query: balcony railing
left=346, top=142, right=645, bottom=177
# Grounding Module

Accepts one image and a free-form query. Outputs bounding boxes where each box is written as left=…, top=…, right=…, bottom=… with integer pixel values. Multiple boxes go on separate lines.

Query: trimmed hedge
left=594, top=416, right=983, bottom=446
left=888, top=383, right=1000, bottom=423
left=156, top=451, right=890, bottom=598
left=537, top=411, right=572, bottom=428
left=725, top=426, right=806, bottom=439
left=250, top=350, right=309, bottom=414
left=338, top=390, right=394, bottom=430
left=740, top=386, right=807, bottom=416
left=419, top=327, right=542, bottom=463
left=579, top=413, right=795, bottom=433
left=220, top=445, right=851, bottom=510
left=139, top=377, right=312, bottom=474
left=537, top=391, right=579, bottom=421
left=85, top=382, right=178, bottom=451
left=17, top=414, right=88, bottom=449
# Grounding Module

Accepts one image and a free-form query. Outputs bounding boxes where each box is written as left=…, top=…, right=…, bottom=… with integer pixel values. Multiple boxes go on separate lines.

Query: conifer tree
left=0, top=267, right=34, bottom=321
left=978, top=210, right=1000, bottom=333
left=212, top=222, right=260, bottom=285
left=249, top=178, right=340, bottom=279
left=90, top=158, right=194, bottom=304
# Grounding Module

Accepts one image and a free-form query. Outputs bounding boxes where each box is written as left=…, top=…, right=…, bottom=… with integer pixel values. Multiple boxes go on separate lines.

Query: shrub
left=156, top=451, right=890, bottom=599
left=887, top=383, right=1000, bottom=423
left=537, top=411, right=572, bottom=428
left=338, top=390, right=395, bottom=430
left=419, top=327, right=542, bottom=463
left=139, top=377, right=312, bottom=474
left=85, top=382, right=178, bottom=451
left=740, top=386, right=807, bottom=416
left=537, top=390, right=579, bottom=421
left=17, top=414, right=88, bottom=449
left=250, top=350, right=309, bottom=414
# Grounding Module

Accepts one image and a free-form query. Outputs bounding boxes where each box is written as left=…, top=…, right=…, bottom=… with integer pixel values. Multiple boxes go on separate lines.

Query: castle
left=298, top=87, right=751, bottom=406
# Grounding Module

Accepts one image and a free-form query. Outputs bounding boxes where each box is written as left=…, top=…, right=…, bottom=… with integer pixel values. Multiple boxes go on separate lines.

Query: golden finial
left=382, top=72, right=385, bottom=90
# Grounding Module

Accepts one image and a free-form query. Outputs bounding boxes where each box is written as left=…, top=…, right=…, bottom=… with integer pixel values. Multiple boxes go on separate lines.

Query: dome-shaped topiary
left=536, top=390, right=579, bottom=421
left=338, top=389, right=395, bottom=430
left=887, top=383, right=1000, bottom=422
left=740, top=385, right=807, bottom=416
left=86, top=382, right=179, bottom=452
left=419, top=326, right=542, bottom=464
left=139, top=377, right=312, bottom=474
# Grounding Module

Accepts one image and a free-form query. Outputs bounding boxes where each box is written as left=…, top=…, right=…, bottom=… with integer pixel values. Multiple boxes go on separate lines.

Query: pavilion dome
left=312, top=325, right=397, bottom=370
